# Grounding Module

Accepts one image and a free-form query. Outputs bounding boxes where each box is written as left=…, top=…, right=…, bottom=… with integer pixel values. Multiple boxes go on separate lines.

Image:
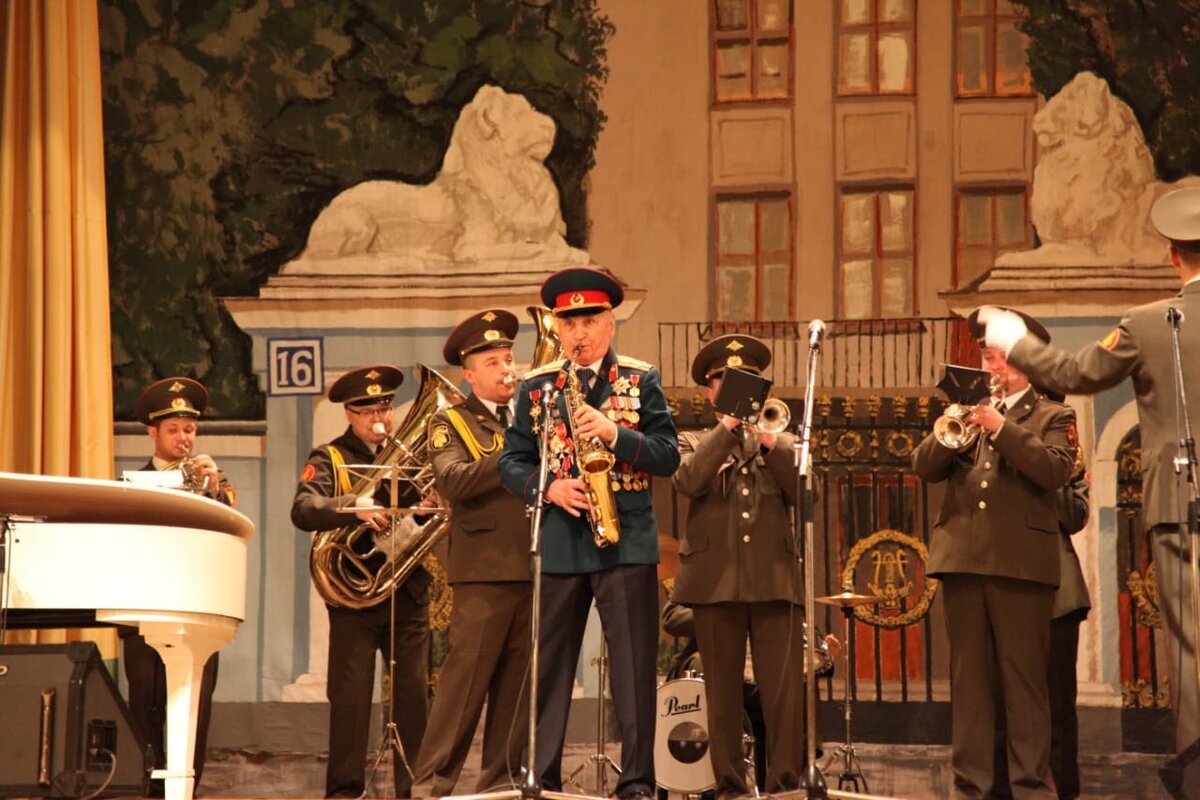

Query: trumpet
left=933, top=373, right=1005, bottom=451
left=753, top=396, right=791, bottom=434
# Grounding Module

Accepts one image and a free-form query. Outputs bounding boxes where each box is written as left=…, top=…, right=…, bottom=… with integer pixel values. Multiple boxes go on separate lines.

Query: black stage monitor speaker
left=0, top=641, right=149, bottom=798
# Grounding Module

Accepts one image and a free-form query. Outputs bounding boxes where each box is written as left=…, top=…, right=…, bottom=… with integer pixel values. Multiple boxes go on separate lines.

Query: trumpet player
left=290, top=365, right=430, bottom=799
left=912, top=310, right=1078, bottom=800
left=126, top=376, right=233, bottom=796
left=498, top=267, right=680, bottom=800
left=671, top=334, right=816, bottom=799
left=413, top=309, right=531, bottom=794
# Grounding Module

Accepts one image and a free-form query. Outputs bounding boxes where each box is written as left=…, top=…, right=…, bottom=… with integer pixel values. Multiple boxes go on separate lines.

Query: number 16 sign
left=268, top=338, right=324, bottom=396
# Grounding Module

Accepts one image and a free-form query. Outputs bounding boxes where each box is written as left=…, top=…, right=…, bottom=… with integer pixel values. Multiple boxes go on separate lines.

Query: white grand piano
left=0, top=471, right=254, bottom=800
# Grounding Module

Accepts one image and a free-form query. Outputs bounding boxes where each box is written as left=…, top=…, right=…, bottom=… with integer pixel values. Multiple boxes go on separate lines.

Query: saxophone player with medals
left=290, top=366, right=432, bottom=799
left=412, top=309, right=531, bottom=794
left=127, top=376, right=234, bottom=796
left=499, top=267, right=680, bottom=800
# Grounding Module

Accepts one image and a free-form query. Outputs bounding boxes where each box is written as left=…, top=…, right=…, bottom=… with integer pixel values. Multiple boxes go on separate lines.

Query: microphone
left=1167, top=307, right=1185, bottom=326
left=808, top=319, right=826, bottom=349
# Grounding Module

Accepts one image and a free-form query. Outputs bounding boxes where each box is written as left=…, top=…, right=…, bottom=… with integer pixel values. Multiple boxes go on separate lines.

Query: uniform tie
left=496, top=405, right=510, bottom=427
left=577, top=367, right=596, bottom=393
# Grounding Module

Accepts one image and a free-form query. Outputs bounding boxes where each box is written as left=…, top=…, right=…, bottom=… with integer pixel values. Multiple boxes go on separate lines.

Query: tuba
left=562, top=346, right=621, bottom=548
left=309, top=364, right=466, bottom=609
left=527, top=305, right=564, bottom=369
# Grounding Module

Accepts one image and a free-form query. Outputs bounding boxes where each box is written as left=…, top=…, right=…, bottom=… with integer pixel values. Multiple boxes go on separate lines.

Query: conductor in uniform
left=126, top=376, right=233, bottom=795
left=671, top=334, right=809, bottom=799
left=499, top=267, right=680, bottom=800
left=414, top=309, right=532, bottom=794
left=980, top=185, right=1200, bottom=767
left=291, top=366, right=431, bottom=798
left=912, top=311, right=1077, bottom=799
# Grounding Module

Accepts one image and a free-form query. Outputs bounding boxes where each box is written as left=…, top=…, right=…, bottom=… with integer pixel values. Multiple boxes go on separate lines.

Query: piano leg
left=98, top=611, right=238, bottom=800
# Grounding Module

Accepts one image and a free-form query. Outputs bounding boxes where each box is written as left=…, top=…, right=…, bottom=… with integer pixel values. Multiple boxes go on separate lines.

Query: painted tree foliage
left=1013, top=0, right=1200, bottom=182
left=101, top=0, right=613, bottom=418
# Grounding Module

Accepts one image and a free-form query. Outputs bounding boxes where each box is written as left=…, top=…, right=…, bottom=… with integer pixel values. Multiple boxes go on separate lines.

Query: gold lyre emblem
left=366, top=384, right=382, bottom=396
left=570, top=292, right=585, bottom=306
left=869, top=548, right=913, bottom=611
left=484, top=329, right=501, bottom=341
left=481, top=311, right=497, bottom=322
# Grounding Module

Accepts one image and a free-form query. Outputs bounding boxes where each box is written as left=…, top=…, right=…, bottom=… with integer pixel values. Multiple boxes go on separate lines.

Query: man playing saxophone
left=499, top=267, right=680, bottom=800
left=291, top=366, right=430, bottom=799
left=413, top=309, right=531, bottom=794
left=127, top=376, right=233, bottom=796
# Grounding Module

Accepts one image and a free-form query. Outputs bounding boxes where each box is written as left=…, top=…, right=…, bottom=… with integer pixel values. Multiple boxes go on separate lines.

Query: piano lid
left=0, top=471, right=253, bottom=539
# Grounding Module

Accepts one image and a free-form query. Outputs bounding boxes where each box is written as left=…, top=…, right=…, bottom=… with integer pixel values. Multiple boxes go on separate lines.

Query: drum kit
left=647, top=541, right=881, bottom=799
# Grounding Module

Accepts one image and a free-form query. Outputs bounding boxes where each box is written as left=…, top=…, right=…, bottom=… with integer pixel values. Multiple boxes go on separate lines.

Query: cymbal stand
left=564, top=640, right=621, bottom=795
left=828, top=599, right=867, bottom=793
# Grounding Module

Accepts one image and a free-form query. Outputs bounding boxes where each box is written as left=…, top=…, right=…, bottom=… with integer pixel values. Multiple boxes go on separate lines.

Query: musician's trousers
left=325, top=594, right=429, bottom=798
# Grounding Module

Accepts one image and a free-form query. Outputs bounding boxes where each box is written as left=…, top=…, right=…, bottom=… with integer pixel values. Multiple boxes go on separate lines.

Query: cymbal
left=815, top=589, right=879, bottom=608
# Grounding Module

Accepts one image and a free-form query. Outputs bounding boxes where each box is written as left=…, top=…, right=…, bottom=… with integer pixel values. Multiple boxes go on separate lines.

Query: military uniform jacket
left=912, top=390, right=1077, bottom=587
left=291, top=427, right=430, bottom=603
left=498, top=350, right=680, bottom=574
left=1009, top=279, right=1200, bottom=530
left=671, top=425, right=802, bottom=605
left=427, top=393, right=531, bottom=584
left=1052, top=470, right=1091, bottom=620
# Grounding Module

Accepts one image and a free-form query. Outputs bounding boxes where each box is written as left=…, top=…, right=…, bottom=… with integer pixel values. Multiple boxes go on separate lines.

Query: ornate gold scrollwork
left=842, top=529, right=939, bottom=628
left=666, top=393, right=681, bottom=418
left=885, top=431, right=915, bottom=458
left=691, top=391, right=707, bottom=419
left=835, top=431, right=863, bottom=459
left=1122, top=677, right=1170, bottom=709
left=1127, top=562, right=1161, bottom=629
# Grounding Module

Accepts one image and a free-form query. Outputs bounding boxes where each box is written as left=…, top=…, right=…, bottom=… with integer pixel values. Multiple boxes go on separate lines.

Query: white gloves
left=976, top=306, right=1027, bottom=355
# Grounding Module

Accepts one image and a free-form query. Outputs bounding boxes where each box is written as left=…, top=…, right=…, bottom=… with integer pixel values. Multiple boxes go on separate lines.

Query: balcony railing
left=657, top=317, right=972, bottom=390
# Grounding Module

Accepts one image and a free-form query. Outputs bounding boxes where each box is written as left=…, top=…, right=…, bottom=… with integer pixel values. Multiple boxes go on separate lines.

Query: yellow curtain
left=1, top=1, right=117, bottom=655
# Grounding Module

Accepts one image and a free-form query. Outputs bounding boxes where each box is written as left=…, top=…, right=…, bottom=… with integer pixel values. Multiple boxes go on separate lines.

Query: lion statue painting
left=999, top=71, right=1200, bottom=267
left=283, top=84, right=589, bottom=275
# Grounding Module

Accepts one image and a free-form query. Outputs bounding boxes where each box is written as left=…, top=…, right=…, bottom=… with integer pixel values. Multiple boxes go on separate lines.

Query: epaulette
left=617, top=355, right=653, bottom=372
left=524, top=361, right=566, bottom=379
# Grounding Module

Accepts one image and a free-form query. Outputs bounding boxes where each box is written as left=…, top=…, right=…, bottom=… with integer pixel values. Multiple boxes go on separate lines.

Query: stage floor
left=170, top=740, right=1166, bottom=800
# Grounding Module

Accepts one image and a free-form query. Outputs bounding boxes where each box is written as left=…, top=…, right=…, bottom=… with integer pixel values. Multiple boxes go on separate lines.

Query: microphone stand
left=1165, top=308, right=1200, bottom=726
left=796, top=327, right=828, bottom=799
left=447, top=384, right=602, bottom=800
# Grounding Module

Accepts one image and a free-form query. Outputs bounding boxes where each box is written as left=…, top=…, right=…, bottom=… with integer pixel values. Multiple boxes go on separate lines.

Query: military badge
left=430, top=423, right=451, bottom=451
left=300, top=463, right=316, bottom=482
left=1101, top=328, right=1120, bottom=351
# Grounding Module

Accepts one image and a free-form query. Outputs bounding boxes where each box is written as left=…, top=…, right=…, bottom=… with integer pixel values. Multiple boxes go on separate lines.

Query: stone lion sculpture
left=283, top=84, right=588, bottom=275
left=999, top=71, right=1200, bottom=267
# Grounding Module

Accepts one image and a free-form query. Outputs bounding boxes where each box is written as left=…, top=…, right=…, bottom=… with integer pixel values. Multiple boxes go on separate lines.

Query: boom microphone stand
left=797, top=320, right=828, bottom=799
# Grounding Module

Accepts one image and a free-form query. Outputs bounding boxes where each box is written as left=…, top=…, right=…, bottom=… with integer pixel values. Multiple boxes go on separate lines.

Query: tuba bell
left=309, top=364, right=466, bottom=609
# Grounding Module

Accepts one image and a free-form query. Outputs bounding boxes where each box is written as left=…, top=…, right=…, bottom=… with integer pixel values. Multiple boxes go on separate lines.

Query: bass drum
left=654, top=677, right=715, bottom=793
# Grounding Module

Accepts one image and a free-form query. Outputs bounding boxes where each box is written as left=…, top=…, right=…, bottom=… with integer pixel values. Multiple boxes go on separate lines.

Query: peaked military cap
left=1151, top=186, right=1200, bottom=253
left=136, top=377, right=208, bottom=425
left=967, top=306, right=1050, bottom=346
left=691, top=334, right=772, bottom=386
left=328, top=365, right=404, bottom=406
left=541, top=266, right=625, bottom=318
left=443, top=309, right=519, bottom=367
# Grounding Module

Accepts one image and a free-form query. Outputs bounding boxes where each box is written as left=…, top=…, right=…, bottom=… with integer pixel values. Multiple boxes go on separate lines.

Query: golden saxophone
left=562, top=346, right=621, bottom=548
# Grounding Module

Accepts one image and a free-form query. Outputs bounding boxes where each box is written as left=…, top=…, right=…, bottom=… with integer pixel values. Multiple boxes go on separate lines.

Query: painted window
left=839, top=188, right=915, bottom=318
left=955, top=0, right=1033, bottom=97
left=713, top=0, right=793, bottom=102
left=715, top=194, right=793, bottom=320
left=837, top=0, right=915, bottom=96
left=954, top=188, right=1030, bottom=288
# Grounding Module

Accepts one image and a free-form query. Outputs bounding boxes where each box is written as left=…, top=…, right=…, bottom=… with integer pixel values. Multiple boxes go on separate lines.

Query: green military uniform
left=414, top=309, right=532, bottom=795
